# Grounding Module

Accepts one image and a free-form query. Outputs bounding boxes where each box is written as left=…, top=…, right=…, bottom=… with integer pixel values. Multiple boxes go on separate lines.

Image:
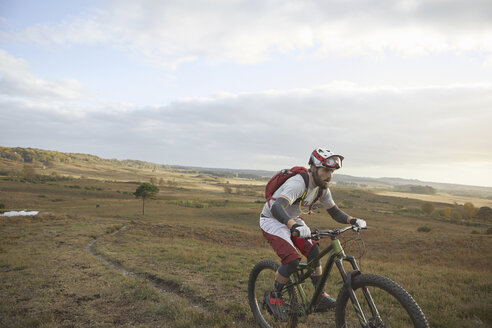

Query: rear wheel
left=248, top=260, right=299, bottom=328
left=335, top=274, right=428, bottom=328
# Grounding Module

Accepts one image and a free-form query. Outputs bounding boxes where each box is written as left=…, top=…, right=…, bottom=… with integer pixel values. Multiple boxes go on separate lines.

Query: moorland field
left=0, top=148, right=491, bottom=327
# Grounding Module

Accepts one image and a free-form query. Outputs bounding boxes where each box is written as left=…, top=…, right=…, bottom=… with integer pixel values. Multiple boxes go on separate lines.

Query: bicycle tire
left=248, top=259, right=299, bottom=328
left=335, top=273, right=428, bottom=328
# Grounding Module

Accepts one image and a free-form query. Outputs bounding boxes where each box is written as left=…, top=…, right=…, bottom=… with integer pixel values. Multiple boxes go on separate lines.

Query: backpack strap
left=266, top=167, right=312, bottom=211
left=298, top=169, right=325, bottom=215
left=298, top=170, right=309, bottom=188
left=292, top=170, right=309, bottom=204
left=315, top=187, right=324, bottom=203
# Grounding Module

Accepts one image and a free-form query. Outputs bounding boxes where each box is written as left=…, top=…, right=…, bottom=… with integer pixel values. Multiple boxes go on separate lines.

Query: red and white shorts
left=260, top=216, right=317, bottom=264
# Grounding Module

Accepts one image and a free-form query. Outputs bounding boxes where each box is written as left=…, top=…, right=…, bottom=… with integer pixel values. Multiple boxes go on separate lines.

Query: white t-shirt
left=261, top=173, right=335, bottom=220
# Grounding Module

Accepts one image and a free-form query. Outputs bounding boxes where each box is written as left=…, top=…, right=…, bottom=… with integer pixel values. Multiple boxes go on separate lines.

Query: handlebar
left=292, top=225, right=366, bottom=239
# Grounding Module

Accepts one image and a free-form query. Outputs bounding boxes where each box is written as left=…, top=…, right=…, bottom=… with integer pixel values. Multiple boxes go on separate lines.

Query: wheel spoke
left=249, top=260, right=299, bottom=328
left=336, top=274, right=428, bottom=328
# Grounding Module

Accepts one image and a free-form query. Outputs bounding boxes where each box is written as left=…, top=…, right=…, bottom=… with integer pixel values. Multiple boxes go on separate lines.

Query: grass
left=0, top=213, right=235, bottom=327
left=374, top=190, right=492, bottom=208
left=1, top=158, right=491, bottom=327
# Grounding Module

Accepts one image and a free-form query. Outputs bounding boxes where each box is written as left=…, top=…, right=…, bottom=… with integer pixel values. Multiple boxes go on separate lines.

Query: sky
left=0, top=0, right=491, bottom=187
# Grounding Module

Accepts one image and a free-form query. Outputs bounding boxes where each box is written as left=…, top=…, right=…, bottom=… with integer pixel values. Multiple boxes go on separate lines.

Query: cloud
left=484, top=55, right=492, bottom=68
left=0, top=49, right=88, bottom=102
left=1, top=50, right=490, bottom=185
left=2, top=75, right=491, bottom=172
left=7, top=0, right=492, bottom=67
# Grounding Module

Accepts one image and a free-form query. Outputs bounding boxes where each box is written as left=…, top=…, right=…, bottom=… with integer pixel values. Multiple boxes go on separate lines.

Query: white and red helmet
left=309, top=148, right=344, bottom=169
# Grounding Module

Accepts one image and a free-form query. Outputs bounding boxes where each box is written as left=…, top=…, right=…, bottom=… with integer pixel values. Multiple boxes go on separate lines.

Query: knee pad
left=278, top=258, right=300, bottom=278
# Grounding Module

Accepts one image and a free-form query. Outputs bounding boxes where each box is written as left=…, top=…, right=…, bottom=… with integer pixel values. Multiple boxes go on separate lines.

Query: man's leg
left=307, top=244, right=336, bottom=311
left=307, top=244, right=323, bottom=286
left=274, top=258, right=300, bottom=292
left=260, top=217, right=302, bottom=320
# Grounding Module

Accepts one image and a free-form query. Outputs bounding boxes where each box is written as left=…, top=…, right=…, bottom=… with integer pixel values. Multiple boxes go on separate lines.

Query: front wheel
left=335, top=273, right=428, bottom=328
left=248, top=260, right=299, bottom=328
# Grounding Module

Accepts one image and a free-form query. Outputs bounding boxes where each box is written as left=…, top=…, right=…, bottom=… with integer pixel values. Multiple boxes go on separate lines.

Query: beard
left=312, top=168, right=329, bottom=189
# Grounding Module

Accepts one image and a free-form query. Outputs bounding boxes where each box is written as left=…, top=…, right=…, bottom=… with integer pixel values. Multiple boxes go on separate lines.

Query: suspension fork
left=336, top=255, right=381, bottom=326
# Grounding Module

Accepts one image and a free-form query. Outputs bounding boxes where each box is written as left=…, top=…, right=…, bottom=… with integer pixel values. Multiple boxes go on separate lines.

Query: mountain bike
left=248, top=225, right=429, bottom=327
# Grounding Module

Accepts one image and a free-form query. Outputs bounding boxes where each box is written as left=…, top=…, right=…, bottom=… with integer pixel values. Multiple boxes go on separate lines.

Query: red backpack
left=265, top=166, right=322, bottom=212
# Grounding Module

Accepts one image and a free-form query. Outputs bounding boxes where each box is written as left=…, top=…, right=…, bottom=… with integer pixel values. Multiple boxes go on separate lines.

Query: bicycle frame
left=288, top=235, right=379, bottom=326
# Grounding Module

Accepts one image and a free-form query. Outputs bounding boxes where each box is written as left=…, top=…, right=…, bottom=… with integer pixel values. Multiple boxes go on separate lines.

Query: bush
left=417, top=226, right=431, bottom=232
left=208, top=200, right=228, bottom=207
left=0, top=203, right=4, bottom=209
left=487, top=227, right=492, bottom=235
left=476, top=206, right=492, bottom=220
left=395, top=185, right=436, bottom=194
left=462, top=202, right=477, bottom=218
left=421, top=202, right=435, bottom=215
left=177, top=200, right=204, bottom=208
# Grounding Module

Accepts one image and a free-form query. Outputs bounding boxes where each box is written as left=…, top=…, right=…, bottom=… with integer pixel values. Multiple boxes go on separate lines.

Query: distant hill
left=1, top=146, right=491, bottom=199
left=330, top=174, right=492, bottom=199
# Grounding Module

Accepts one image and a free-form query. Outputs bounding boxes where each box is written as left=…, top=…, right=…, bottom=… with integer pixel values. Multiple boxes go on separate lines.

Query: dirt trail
left=85, top=225, right=254, bottom=327
left=84, top=225, right=207, bottom=312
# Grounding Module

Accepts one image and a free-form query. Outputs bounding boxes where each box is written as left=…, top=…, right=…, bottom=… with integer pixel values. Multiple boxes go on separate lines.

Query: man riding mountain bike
left=259, top=147, right=367, bottom=320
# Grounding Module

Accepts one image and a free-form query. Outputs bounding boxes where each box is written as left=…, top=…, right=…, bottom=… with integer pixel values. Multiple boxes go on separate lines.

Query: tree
left=21, top=164, right=36, bottom=181
left=421, top=202, right=435, bottom=215
left=395, top=185, right=436, bottom=195
left=476, top=206, right=492, bottom=220
left=462, top=202, right=476, bottom=218
left=134, top=183, right=159, bottom=215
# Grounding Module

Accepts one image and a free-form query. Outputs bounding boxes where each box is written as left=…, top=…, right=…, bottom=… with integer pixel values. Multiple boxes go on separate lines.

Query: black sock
left=311, top=275, right=321, bottom=289
left=273, top=280, right=285, bottom=296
